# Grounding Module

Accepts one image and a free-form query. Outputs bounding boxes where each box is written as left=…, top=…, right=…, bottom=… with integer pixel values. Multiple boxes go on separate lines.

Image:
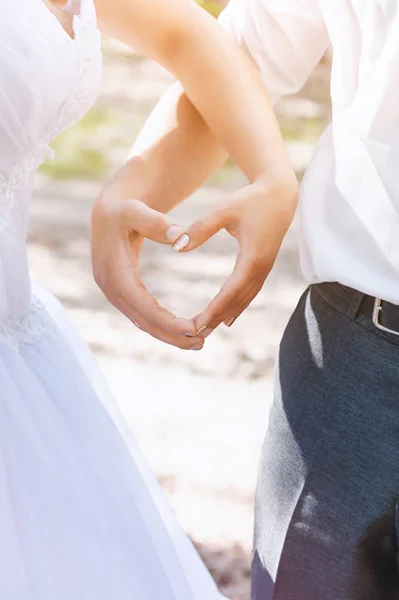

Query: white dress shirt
left=220, top=0, right=399, bottom=304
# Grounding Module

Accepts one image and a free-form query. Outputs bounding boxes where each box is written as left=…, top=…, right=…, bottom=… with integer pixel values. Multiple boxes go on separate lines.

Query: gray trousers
left=252, top=283, right=399, bottom=599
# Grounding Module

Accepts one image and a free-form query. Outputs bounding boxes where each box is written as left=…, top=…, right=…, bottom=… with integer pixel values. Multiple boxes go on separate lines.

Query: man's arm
left=111, top=83, right=228, bottom=214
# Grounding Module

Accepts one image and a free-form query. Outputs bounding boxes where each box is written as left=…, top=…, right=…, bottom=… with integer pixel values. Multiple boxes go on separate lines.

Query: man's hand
left=91, top=197, right=205, bottom=351
left=172, top=177, right=298, bottom=337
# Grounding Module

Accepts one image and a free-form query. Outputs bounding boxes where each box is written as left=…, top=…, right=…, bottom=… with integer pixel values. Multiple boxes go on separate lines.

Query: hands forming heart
left=91, top=179, right=297, bottom=350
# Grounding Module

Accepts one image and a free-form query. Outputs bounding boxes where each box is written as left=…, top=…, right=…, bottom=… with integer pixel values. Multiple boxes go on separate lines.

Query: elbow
left=154, top=20, right=202, bottom=75
left=151, top=24, right=187, bottom=67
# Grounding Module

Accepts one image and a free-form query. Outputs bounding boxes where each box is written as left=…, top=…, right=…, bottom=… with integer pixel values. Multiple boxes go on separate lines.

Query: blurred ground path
left=30, top=43, right=330, bottom=599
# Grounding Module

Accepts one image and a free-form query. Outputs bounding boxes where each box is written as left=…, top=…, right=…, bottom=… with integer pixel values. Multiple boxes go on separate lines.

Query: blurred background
left=30, top=3, right=331, bottom=598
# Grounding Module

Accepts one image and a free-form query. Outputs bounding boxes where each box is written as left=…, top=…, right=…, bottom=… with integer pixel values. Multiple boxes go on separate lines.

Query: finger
left=194, top=252, right=270, bottom=332
left=197, top=279, right=260, bottom=333
left=222, top=281, right=265, bottom=328
left=172, top=205, right=231, bottom=252
left=121, top=280, right=195, bottom=334
left=114, top=295, right=205, bottom=351
left=122, top=199, right=184, bottom=245
left=194, top=255, right=252, bottom=331
left=112, top=265, right=198, bottom=337
left=98, top=238, right=198, bottom=338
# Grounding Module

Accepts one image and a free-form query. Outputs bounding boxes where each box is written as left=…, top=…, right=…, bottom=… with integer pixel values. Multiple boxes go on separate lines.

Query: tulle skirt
left=0, top=284, right=224, bottom=600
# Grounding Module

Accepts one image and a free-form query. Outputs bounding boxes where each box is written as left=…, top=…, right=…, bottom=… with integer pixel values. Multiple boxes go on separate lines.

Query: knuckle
left=126, top=198, right=145, bottom=216
left=208, top=312, right=224, bottom=327
left=217, top=204, right=235, bottom=225
left=127, top=198, right=140, bottom=210
left=93, top=195, right=118, bottom=222
left=216, top=202, right=232, bottom=216
left=189, top=219, right=206, bottom=238
left=177, top=338, right=191, bottom=351
left=153, top=213, right=167, bottom=232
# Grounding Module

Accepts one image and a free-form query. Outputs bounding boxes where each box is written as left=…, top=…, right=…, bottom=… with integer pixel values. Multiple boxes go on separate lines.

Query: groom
left=93, top=0, right=399, bottom=598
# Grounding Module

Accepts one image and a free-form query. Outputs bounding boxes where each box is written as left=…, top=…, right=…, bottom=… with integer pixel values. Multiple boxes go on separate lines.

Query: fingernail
left=191, top=344, right=203, bottom=351
left=203, top=328, right=213, bottom=338
left=172, top=234, right=191, bottom=252
left=166, top=225, right=183, bottom=242
left=185, top=332, right=196, bottom=337
left=225, top=317, right=236, bottom=328
left=133, top=321, right=142, bottom=330
left=197, top=325, right=208, bottom=336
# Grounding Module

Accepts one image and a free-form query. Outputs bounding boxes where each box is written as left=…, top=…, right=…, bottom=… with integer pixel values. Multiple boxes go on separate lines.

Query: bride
left=0, top=0, right=297, bottom=598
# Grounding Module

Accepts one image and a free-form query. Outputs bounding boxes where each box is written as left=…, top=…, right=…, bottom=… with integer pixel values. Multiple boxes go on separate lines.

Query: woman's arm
left=94, top=0, right=293, bottom=184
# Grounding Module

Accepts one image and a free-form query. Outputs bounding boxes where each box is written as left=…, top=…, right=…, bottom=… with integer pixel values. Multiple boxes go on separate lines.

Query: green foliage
left=278, top=115, right=326, bottom=142
left=39, top=106, right=119, bottom=180
left=196, top=1, right=224, bottom=17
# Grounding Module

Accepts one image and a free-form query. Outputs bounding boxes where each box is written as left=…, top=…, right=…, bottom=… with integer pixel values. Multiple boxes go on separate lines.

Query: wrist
left=256, top=169, right=299, bottom=216
left=100, top=157, right=181, bottom=216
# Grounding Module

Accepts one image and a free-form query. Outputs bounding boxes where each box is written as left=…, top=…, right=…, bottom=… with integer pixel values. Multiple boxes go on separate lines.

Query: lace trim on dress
left=0, top=147, right=55, bottom=234
left=0, top=297, right=49, bottom=352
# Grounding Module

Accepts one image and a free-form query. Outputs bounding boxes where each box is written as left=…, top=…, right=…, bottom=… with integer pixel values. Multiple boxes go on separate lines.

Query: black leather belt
left=313, top=283, right=399, bottom=337
left=362, top=295, right=399, bottom=336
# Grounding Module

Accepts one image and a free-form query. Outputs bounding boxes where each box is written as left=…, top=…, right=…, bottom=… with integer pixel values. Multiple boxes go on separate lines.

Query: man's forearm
left=101, top=83, right=227, bottom=214
left=97, top=0, right=293, bottom=187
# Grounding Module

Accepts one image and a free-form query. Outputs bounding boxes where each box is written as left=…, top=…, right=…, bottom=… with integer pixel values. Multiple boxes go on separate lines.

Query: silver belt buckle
left=372, top=297, right=399, bottom=336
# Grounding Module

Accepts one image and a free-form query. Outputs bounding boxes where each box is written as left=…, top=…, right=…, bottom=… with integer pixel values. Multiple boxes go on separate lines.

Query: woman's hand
left=91, top=196, right=205, bottom=351
left=172, top=176, right=298, bottom=336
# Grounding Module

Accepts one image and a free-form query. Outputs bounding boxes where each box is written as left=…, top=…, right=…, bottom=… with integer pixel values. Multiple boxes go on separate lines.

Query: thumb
left=122, top=199, right=184, bottom=244
left=172, top=207, right=228, bottom=253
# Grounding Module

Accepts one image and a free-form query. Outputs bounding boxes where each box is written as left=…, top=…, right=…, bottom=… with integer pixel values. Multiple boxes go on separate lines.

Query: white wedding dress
left=0, top=1, right=225, bottom=598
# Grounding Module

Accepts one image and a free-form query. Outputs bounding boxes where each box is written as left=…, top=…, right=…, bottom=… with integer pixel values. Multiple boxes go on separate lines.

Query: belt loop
left=347, top=291, right=365, bottom=320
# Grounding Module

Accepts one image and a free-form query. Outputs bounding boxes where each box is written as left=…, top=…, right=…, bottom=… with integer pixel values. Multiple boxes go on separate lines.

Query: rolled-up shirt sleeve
left=218, top=0, right=330, bottom=104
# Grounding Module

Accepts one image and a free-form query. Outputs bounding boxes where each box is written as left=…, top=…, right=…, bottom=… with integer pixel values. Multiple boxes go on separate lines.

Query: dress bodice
left=0, top=0, right=102, bottom=320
